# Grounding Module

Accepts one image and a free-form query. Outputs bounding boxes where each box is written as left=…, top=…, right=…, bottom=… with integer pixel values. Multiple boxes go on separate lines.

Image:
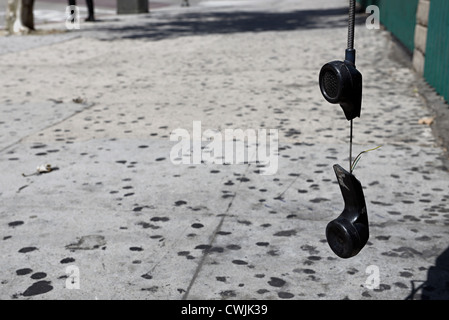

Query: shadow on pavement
left=406, top=246, right=449, bottom=300
left=96, top=7, right=366, bottom=41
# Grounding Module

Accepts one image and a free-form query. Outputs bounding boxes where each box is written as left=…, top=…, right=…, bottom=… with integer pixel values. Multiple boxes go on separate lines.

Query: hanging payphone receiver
left=318, top=1, right=369, bottom=259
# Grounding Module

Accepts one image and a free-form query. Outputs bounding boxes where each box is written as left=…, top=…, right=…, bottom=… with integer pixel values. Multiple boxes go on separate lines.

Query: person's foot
left=85, top=16, right=95, bottom=22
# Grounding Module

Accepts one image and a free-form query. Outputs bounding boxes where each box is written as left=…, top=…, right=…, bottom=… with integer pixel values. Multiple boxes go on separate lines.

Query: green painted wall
left=357, top=0, right=419, bottom=52
left=424, top=0, right=449, bottom=102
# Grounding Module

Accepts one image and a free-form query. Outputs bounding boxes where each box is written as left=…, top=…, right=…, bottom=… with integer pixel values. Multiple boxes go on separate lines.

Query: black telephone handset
left=319, top=1, right=369, bottom=258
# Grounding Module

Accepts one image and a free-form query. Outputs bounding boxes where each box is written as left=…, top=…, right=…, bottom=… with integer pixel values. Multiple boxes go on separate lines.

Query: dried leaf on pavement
left=418, top=117, right=435, bottom=125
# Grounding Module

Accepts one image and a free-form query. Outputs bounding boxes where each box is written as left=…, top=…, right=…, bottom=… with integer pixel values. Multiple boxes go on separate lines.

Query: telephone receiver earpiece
left=319, top=49, right=362, bottom=121
left=326, top=164, right=369, bottom=259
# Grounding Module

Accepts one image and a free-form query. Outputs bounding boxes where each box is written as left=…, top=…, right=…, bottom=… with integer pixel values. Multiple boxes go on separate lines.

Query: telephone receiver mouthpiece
left=326, top=164, right=369, bottom=258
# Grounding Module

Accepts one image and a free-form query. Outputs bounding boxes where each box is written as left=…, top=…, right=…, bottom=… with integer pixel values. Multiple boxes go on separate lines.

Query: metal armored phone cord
left=348, top=0, right=356, bottom=173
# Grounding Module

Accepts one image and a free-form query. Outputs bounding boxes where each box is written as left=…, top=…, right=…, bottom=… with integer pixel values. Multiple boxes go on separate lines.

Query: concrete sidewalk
left=0, top=0, right=177, bottom=28
left=0, top=0, right=448, bottom=300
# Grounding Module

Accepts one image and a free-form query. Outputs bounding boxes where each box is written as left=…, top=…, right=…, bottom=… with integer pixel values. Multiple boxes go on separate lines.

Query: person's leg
left=85, top=0, right=95, bottom=21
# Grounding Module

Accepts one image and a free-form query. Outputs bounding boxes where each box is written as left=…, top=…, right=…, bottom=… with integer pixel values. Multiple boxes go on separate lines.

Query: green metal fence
left=357, top=0, right=419, bottom=52
left=424, top=0, right=449, bottom=102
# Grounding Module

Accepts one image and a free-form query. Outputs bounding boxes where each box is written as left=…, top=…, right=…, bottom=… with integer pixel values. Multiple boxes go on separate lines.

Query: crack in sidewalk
left=0, top=102, right=95, bottom=155
left=181, top=164, right=252, bottom=300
